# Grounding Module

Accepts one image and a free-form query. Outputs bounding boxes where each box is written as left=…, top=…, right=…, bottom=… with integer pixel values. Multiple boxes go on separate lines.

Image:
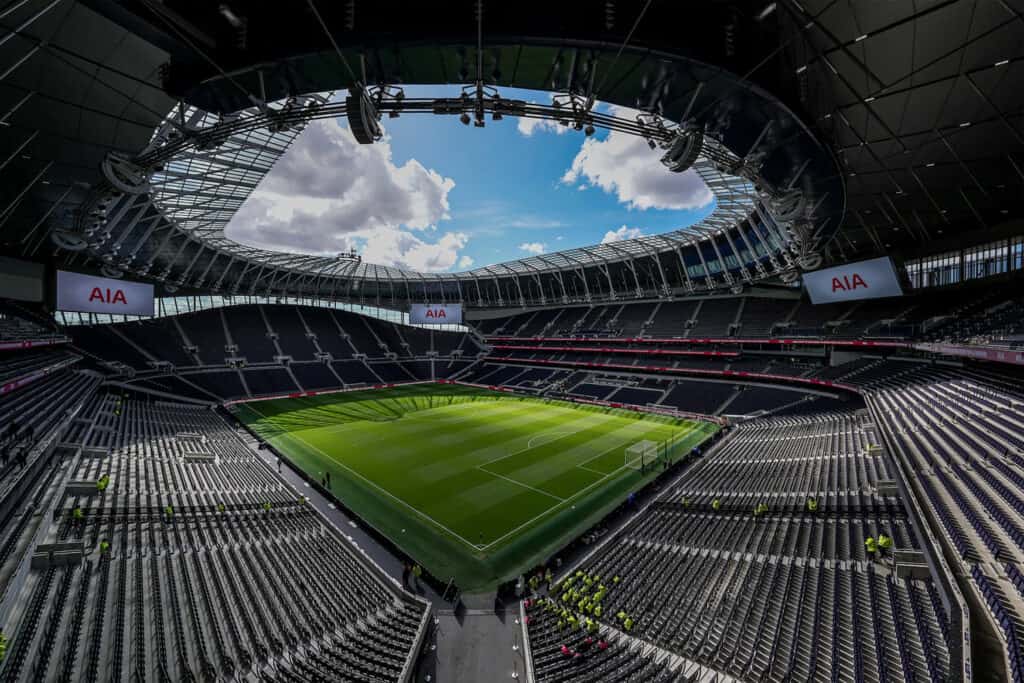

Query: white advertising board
left=409, top=303, right=463, bottom=325
left=803, top=257, right=904, bottom=304
left=56, top=270, right=155, bottom=316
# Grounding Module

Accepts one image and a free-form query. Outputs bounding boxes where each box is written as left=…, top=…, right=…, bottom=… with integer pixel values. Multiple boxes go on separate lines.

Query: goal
left=625, top=440, right=659, bottom=472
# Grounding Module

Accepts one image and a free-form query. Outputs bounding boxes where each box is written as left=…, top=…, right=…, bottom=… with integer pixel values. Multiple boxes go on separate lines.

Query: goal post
left=625, top=440, right=658, bottom=472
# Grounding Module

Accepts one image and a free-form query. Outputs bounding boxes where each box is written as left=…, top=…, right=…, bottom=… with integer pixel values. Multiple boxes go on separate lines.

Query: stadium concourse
left=2, top=1, right=1024, bottom=682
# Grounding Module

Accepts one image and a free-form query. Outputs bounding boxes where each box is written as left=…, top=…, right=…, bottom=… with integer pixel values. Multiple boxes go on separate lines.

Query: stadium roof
left=0, top=0, right=1020, bottom=306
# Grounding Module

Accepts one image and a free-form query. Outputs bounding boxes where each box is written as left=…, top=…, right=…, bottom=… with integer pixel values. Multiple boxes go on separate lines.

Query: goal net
left=625, top=440, right=658, bottom=472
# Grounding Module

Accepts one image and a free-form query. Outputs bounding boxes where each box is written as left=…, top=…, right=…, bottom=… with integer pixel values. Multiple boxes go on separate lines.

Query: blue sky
left=226, top=87, right=715, bottom=272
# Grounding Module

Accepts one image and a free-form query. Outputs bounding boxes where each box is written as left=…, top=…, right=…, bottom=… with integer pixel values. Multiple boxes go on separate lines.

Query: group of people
left=527, top=567, right=554, bottom=593
left=865, top=533, right=894, bottom=558
left=558, top=635, right=609, bottom=662
left=0, top=419, right=33, bottom=471
left=555, top=570, right=623, bottom=624
left=526, top=594, right=617, bottom=665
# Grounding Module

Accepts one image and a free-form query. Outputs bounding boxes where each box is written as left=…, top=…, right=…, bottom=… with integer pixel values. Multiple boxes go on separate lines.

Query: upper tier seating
left=0, top=368, right=99, bottom=493
left=689, top=298, right=742, bottom=337
left=262, top=306, right=318, bottom=360
left=223, top=306, right=279, bottom=363
left=0, top=310, right=63, bottom=342
left=645, top=301, right=699, bottom=337
left=0, top=348, right=78, bottom=385
left=299, top=307, right=356, bottom=359
left=735, top=298, right=796, bottom=337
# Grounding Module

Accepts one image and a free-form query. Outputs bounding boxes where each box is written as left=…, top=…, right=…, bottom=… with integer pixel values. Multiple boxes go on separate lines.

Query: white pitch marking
left=245, top=402, right=485, bottom=552
left=481, top=423, right=704, bottom=551
left=475, top=467, right=565, bottom=502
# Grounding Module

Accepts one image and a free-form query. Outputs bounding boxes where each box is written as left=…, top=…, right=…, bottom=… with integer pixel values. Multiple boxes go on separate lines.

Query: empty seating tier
left=532, top=410, right=952, bottom=682
left=0, top=393, right=429, bottom=682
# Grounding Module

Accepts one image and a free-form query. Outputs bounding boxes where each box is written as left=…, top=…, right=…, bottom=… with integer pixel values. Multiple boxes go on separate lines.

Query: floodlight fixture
left=460, top=112, right=471, bottom=125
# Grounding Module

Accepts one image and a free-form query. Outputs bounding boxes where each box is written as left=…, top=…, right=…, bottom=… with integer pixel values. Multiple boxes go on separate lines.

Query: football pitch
left=235, top=383, right=718, bottom=591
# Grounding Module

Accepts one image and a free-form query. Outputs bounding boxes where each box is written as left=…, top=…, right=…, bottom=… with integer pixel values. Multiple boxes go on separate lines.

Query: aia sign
left=89, top=287, right=128, bottom=305
left=831, top=273, right=868, bottom=292
left=409, top=303, right=463, bottom=325
left=803, top=257, right=903, bottom=304
left=56, top=270, right=154, bottom=316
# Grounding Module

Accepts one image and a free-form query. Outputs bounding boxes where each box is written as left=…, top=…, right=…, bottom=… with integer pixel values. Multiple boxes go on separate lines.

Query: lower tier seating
left=531, top=410, right=952, bottom=682
left=0, top=393, right=429, bottom=682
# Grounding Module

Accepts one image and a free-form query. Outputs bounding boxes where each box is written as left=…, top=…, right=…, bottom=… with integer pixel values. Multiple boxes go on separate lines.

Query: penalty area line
left=245, top=401, right=485, bottom=553
left=479, top=460, right=636, bottom=552
left=476, top=466, right=565, bottom=502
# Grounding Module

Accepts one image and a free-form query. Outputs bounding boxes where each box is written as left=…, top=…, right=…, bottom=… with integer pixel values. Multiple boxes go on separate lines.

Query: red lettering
left=832, top=273, right=868, bottom=292
left=112, top=289, right=127, bottom=305
left=89, top=287, right=104, bottom=302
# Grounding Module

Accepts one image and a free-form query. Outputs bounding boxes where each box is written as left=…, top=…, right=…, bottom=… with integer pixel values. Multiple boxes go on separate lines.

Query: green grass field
left=235, top=383, right=717, bottom=591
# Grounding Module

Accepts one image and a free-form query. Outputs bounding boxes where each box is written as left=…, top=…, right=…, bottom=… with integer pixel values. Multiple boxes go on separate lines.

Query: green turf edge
left=235, top=386, right=719, bottom=591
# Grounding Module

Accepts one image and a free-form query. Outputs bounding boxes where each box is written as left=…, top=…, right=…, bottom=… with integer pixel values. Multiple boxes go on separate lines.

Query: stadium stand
left=476, top=289, right=1024, bottom=345
left=524, top=603, right=686, bottom=682
left=868, top=369, right=1024, bottom=677
left=0, top=389, right=430, bottom=681
left=5, top=1, right=1024, bottom=678
left=68, top=304, right=475, bottom=399
left=538, top=410, right=953, bottom=682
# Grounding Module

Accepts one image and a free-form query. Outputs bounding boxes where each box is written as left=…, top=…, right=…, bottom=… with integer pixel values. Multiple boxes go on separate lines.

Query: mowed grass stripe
left=345, top=405, right=604, bottom=506
left=286, top=402, right=601, bottom=541
left=252, top=396, right=563, bottom=548
left=302, top=401, right=610, bottom=476
left=236, top=384, right=719, bottom=589
left=247, top=404, right=495, bottom=549
left=250, top=384, right=503, bottom=431
left=481, top=414, right=679, bottom=498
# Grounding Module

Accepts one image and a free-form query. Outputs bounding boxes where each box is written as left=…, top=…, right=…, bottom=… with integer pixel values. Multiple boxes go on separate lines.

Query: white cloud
left=458, top=255, right=475, bottom=269
left=518, top=241, right=547, bottom=255
left=225, top=120, right=468, bottom=272
left=601, top=225, right=644, bottom=243
left=561, top=107, right=713, bottom=211
left=516, top=94, right=573, bottom=138
left=505, top=217, right=565, bottom=230
left=577, top=184, right=588, bottom=191
left=517, top=116, right=571, bottom=138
